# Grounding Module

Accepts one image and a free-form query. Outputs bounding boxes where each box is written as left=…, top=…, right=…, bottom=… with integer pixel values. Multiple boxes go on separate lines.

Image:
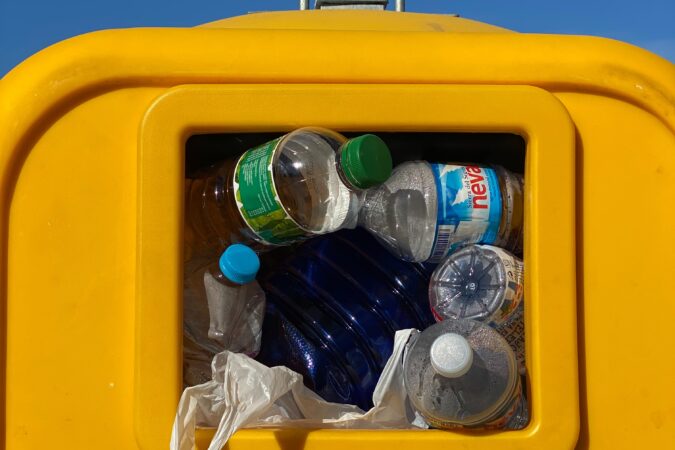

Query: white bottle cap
left=430, top=333, right=473, bottom=378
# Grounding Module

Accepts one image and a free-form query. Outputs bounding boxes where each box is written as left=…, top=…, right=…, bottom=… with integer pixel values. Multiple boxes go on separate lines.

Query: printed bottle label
left=423, top=375, right=525, bottom=430
left=429, top=164, right=502, bottom=262
left=495, top=167, right=524, bottom=252
left=496, top=302, right=526, bottom=374
left=233, top=139, right=309, bottom=245
left=483, top=246, right=524, bottom=325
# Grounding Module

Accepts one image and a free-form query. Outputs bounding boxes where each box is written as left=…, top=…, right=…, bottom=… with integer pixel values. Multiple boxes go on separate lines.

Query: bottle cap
left=430, top=332, right=474, bottom=378
left=339, top=134, right=392, bottom=189
left=219, top=244, right=260, bottom=285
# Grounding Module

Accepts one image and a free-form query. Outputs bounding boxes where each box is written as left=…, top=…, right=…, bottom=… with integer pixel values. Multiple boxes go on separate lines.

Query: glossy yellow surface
left=0, top=9, right=673, bottom=450
left=201, top=10, right=510, bottom=32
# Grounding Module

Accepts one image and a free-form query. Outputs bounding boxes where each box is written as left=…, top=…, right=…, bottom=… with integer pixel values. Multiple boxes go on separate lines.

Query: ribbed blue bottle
left=256, top=228, right=435, bottom=410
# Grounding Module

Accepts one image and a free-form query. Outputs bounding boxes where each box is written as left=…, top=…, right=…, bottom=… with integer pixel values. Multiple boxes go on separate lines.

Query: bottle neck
left=336, top=147, right=363, bottom=192
left=207, top=263, right=242, bottom=288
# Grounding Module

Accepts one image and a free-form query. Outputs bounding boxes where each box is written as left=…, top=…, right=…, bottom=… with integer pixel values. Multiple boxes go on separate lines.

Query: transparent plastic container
left=403, top=319, right=528, bottom=429
left=183, top=244, right=266, bottom=386
left=429, top=245, right=524, bottom=325
left=358, top=161, right=523, bottom=263
left=184, top=127, right=393, bottom=263
left=429, top=245, right=525, bottom=370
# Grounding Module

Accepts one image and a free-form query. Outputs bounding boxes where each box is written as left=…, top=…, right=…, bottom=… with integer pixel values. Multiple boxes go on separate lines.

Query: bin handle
left=301, top=1, right=404, bottom=12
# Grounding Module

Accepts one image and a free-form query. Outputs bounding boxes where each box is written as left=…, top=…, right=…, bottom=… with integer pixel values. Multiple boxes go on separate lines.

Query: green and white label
left=233, top=139, right=309, bottom=245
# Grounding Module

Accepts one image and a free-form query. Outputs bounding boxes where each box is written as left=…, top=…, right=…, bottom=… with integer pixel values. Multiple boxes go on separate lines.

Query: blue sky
left=1, top=0, right=673, bottom=76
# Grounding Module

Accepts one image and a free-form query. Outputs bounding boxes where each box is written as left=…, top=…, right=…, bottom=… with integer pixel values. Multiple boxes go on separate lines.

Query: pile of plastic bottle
left=182, top=127, right=528, bottom=430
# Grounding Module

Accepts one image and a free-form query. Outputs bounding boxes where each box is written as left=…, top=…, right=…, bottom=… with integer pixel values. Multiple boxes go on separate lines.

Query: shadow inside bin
left=272, top=429, right=312, bottom=450
left=574, top=129, right=590, bottom=449
left=218, top=428, right=313, bottom=450
left=185, top=132, right=526, bottom=178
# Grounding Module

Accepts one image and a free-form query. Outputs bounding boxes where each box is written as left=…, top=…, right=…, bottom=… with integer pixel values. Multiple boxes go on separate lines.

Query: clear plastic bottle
left=358, top=162, right=523, bottom=263
left=428, top=245, right=525, bottom=370
left=183, top=244, right=266, bottom=386
left=184, top=127, right=393, bottom=262
left=403, top=319, right=528, bottom=429
left=429, top=245, right=524, bottom=325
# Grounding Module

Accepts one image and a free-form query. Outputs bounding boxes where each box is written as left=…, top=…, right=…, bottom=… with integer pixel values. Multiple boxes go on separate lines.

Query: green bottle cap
left=339, top=134, right=393, bottom=190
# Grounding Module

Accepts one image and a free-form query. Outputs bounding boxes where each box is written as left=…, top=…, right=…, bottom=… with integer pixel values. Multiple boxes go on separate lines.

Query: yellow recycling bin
left=0, top=9, right=674, bottom=450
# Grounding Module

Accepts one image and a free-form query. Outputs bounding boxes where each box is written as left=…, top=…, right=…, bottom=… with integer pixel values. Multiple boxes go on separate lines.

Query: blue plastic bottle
left=256, top=228, right=436, bottom=410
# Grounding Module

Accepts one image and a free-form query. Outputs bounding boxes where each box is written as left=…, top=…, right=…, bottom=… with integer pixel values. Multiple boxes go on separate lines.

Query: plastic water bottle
left=428, top=245, right=525, bottom=370
left=358, top=162, right=523, bottom=262
left=183, top=244, right=266, bottom=386
left=429, top=245, right=524, bottom=325
left=256, top=228, right=436, bottom=410
left=184, top=128, right=393, bottom=262
left=403, top=319, right=528, bottom=429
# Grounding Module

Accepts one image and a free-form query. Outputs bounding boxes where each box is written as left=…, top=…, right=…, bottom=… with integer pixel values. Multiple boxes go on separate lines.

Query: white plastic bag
left=171, top=329, right=427, bottom=450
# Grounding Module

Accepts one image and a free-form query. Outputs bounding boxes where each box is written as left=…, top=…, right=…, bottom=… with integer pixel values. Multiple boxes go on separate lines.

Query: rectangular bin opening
left=182, top=130, right=529, bottom=430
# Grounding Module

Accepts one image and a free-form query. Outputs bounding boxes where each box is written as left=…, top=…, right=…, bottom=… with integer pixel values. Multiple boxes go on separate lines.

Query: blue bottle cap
left=219, top=244, right=260, bottom=285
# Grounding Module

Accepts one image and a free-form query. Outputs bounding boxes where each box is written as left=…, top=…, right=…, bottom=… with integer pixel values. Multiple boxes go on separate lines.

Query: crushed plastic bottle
left=184, top=127, right=393, bottom=262
left=358, top=162, right=523, bottom=262
left=403, top=319, right=528, bottom=429
left=429, top=245, right=526, bottom=370
left=183, top=244, right=266, bottom=386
